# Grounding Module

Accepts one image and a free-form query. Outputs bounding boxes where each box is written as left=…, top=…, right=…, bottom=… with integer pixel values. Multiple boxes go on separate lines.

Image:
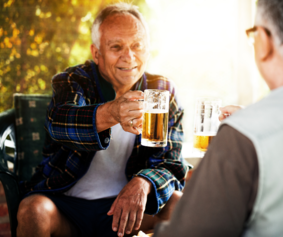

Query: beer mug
left=141, top=89, right=170, bottom=147
left=193, top=97, right=221, bottom=152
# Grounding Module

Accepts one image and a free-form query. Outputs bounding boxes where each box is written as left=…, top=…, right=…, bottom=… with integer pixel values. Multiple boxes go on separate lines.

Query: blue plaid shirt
left=21, top=60, right=190, bottom=215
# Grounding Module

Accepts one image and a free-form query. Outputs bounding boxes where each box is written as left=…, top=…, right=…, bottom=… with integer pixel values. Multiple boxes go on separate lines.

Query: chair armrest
left=0, top=109, right=16, bottom=172
left=0, top=109, right=15, bottom=137
left=0, top=170, right=20, bottom=237
left=0, top=109, right=19, bottom=237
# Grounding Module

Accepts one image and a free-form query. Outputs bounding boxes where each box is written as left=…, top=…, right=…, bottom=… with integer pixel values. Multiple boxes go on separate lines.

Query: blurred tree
left=0, top=0, right=148, bottom=112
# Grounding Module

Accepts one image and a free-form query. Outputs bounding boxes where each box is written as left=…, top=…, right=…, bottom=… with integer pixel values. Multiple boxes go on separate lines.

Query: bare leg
left=128, top=191, right=183, bottom=236
left=17, top=194, right=79, bottom=237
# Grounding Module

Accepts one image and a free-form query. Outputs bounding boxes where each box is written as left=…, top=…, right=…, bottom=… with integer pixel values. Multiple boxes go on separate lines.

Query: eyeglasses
left=246, top=26, right=271, bottom=45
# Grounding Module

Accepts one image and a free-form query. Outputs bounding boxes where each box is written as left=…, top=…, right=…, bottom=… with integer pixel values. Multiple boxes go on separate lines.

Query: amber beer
left=141, top=111, right=169, bottom=147
left=193, top=133, right=215, bottom=152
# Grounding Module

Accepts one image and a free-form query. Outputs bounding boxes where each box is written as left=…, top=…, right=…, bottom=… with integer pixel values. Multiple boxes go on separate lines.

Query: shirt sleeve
left=45, top=71, right=111, bottom=152
left=135, top=92, right=190, bottom=215
left=153, top=125, right=258, bottom=237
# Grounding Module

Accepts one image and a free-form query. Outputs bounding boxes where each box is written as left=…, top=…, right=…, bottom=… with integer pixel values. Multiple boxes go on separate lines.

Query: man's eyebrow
left=107, top=40, right=122, bottom=45
left=106, top=38, right=145, bottom=45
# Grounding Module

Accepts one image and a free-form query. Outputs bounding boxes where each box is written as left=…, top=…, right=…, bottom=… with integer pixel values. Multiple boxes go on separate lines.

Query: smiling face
left=91, top=13, right=149, bottom=94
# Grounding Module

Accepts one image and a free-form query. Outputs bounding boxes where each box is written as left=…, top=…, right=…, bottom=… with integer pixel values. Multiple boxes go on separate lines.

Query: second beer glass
left=141, top=89, right=170, bottom=147
left=193, top=98, right=221, bottom=152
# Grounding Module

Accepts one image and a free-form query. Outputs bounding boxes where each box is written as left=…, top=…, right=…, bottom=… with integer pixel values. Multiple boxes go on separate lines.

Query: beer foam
left=144, top=109, right=168, bottom=113
left=194, top=132, right=216, bottom=136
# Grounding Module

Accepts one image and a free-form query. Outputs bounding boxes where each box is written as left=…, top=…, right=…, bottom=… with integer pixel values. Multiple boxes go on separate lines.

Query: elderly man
left=16, top=3, right=188, bottom=237
left=154, top=0, right=283, bottom=236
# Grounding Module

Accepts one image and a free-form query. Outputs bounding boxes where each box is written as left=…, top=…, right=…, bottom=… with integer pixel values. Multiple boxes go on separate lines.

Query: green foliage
left=0, top=0, right=148, bottom=112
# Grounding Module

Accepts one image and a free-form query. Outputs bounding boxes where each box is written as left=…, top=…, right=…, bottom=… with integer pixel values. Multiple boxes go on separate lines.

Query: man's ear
left=90, top=44, right=99, bottom=64
left=255, top=26, right=273, bottom=61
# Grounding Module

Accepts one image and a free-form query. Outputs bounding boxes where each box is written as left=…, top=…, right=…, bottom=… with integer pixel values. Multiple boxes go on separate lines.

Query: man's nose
left=121, top=47, right=135, bottom=62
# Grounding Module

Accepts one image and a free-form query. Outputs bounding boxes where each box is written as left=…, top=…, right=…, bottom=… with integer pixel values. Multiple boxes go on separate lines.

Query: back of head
left=91, top=3, right=149, bottom=49
left=257, top=0, right=283, bottom=47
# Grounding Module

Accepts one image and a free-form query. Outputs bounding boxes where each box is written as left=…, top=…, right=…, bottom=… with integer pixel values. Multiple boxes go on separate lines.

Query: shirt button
left=104, top=137, right=110, bottom=144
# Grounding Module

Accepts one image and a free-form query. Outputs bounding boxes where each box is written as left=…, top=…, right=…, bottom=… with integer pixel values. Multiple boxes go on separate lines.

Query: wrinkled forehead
left=100, top=13, right=148, bottom=42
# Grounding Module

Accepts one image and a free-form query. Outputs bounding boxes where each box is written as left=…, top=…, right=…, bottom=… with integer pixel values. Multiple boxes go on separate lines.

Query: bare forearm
left=96, top=102, right=118, bottom=133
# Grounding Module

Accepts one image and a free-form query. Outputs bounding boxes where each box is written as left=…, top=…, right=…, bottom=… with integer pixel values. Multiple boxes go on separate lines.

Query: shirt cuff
left=92, top=104, right=111, bottom=150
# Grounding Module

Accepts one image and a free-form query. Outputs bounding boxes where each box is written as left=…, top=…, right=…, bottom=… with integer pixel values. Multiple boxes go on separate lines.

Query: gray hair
left=91, top=2, right=150, bottom=50
left=256, top=0, right=283, bottom=46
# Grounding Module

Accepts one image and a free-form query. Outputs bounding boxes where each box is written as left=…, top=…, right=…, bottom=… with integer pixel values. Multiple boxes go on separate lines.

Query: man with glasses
left=154, top=0, right=283, bottom=236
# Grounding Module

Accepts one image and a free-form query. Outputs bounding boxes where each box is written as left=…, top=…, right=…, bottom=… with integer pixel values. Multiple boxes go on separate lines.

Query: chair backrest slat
left=14, top=94, right=52, bottom=181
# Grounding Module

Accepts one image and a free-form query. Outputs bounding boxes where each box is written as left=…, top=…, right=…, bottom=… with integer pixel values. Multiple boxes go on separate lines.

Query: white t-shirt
left=65, top=123, right=136, bottom=200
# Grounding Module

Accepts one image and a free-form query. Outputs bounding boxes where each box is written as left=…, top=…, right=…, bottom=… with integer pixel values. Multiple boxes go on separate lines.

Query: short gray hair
left=257, top=0, right=283, bottom=46
left=91, top=2, right=150, bottom=49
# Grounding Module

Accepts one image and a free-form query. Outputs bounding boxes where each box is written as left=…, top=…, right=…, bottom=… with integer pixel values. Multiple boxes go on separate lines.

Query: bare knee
left=17, top=195, right=55, bottom=233
left=17, top=195, right=78, bottom=237
left=156, top=190, right=183, bottom=221
left=168, top=190, right=183, bottom=206
left=137, top=191, right=183, bottom=233
left=18, top=194, right=55, bottom=220
left=164, top=190, right=183, bottom=210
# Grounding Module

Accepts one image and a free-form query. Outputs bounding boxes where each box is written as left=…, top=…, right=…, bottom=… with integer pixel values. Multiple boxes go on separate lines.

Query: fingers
left=112, top=206, right=122, bottom=234
left=129, top=116, right=143, bottom=127
left=129, top=125, right=142, bottom=135
left=121, top=110, right=143, bottom=135
left=117, top=210, right=129, bottom=237
left=110, top=178, right=149, bottom=237
left=135, top=124, right=143, bottom=135
left=119, top=101, right=143, bottom=123
left=109, top=92, right=143, bottom=125
left=110, top=91, right=144, bottom=135
left=119, top=100, right=144, bottom=112
left=123, top=90, right=144, bottom=101
left=218, top=114, right=226, bottom=122
left=116, top=204, right=144, bottom=236
left=220, top=105, right=242, bottom=114
left=134, top=209, right=144, bottom=231
left=125, top=114, right=143, bottom=126
left=219, top=105, right=243, bottom=121
left=128, top=123, right=142, bottom=135
left=108, top=198, right=118, bottom=216
left=219, top=112, right=230, bottom=122
left=125, top=212, right=136, bottom=235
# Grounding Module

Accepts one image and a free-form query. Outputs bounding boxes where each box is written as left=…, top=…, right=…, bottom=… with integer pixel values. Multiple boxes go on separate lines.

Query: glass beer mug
left=193, top=97, right=221, bottom=152
left=141, top=89, right=170, bottom=147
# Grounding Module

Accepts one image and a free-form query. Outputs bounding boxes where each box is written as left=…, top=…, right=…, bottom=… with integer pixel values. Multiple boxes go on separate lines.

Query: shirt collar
left=91, top=61, right=146, bottom=102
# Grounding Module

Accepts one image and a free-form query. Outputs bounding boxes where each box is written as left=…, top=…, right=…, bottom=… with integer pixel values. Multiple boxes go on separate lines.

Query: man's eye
left=133, top=44, right=142, bottom=49
left=111, top=45, right=121, bottom=50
